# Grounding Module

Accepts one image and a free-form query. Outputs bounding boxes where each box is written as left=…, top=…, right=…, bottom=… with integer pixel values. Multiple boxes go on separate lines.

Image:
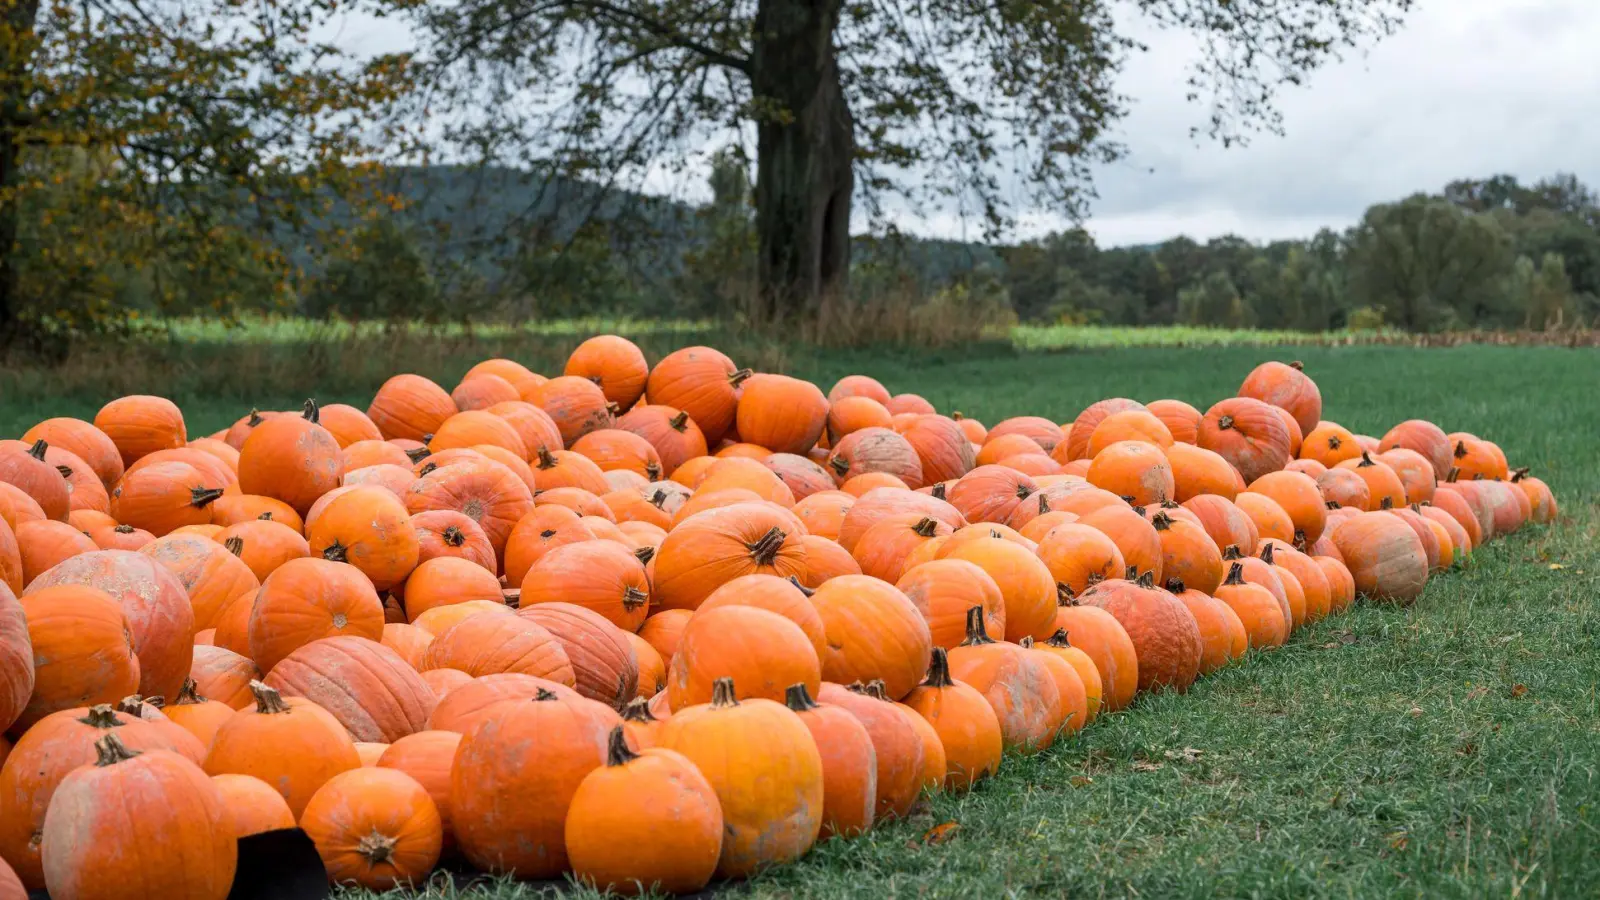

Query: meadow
left=4, top=328, right=1596, bottom=898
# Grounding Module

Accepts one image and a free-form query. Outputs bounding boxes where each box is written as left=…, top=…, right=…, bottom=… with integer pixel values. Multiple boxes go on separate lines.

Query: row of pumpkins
left=0, top=340, right=1558, bottom=898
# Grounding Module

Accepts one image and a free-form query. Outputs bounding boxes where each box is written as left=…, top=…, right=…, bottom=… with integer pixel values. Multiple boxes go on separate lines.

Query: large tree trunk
left=0, top=0, right=41, bottom=346
left=749, top=0, right=853, bottom=324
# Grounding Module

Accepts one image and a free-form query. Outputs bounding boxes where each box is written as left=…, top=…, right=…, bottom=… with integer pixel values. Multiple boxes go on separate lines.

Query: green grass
left=5, top=336, right=1597, bottom=898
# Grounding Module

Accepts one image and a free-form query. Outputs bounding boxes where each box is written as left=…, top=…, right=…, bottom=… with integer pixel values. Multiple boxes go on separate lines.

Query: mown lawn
left=5, top=340, right=1596, bottom=898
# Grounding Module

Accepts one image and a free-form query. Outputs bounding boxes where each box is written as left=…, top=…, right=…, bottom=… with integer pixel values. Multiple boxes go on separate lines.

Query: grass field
left=4, top=338, right=1596, bottom=898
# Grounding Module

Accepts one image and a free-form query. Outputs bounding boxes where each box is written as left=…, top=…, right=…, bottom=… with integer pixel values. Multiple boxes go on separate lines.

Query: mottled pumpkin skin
left=1198, top=397, right=1292, bottom=485
left=264, top=636, right=436, bottom=743
left=0, top=583, right=32, bottom=734
left=1332, top=512, right=1428, bottom=603
left=94, top=395, right=187, bottom=468
left=247, top=557, right=385, bottom=674
left=1080, top=576, right=1202, bottom=695
left=238, top=409, right=344, bottom=517
left=41, top=744, right=237, bottom=900
left=14, top=586, right=141, bottom=733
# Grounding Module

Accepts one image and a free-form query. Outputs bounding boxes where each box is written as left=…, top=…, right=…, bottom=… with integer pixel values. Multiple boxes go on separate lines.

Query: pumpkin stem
left=1356, top=451, right=1376, bottom=468
left=604, top=726, right=639, bottom=767
left=952, top=411, right=964, bottom=420
left=224, top=536, right=244, bottom=557
left=1016, top=482, right=1035, bottom=500
left=1056, top=582, right=1077, bottom=606
left=828, top=455, right=850, bottom=476
left=1124, top=564, right=1139, bottom=581
left=93, top=734, right=140, bottom=767
left=645, top=461, right=662, bottom=481
left=355, top=830, right=398, bottom=866
left=621, top=697, right=656, bottom=723
left=1380, top=496, right=1394, bottom=510
left=784, top=683, right=819, bottom=712
left=709, top=677, right=739, bottom=708
left=864, top=680, right=890, bottom=701
left=247, top=409, right=264, bottom=427
left=113, top=524, right=135, bottom=534
left=536, top=447, right=559, bottom=470
left=930, top=482, right=947, bottom=500
left=729, top=368, right=753, bottom=388
left=959, top=605, right=995, bottom=646
left=1327, top=434, right=1342, bottom=450
left=1150, top=512, right=1173, bottom=531
left=78, top=705, right=124, bottom=729
left=1165, top=576, right=1186, bottom=593
left=1038, top=493, right=1050, bottom=515
left=534, top=688, right=559, bottom=701
left=1018, top=636, right=1034, bottom=649
left=322, top=540, right=350, bottom=563
left=1446, top=467, right=1461, bottom=483
left=1136, top=571, right=1156, bottom=589
left=258, top=511, right=275, bottom=521
left=501, top=588, right=521, bottom=609
left=633, top=546, right=656, bottom=565
left=1218, top=415, right=1235, bottom=431
left=1511, top=467, right=1529, bottom=483
left=1045, top=629, right=1073, bottom=649
left=622, top=586, right=648, bottom=611
left=648, top=489, right=669, bottom=510
left=1293, top=530, right=1307, bottom=551
left=911, top=517, right=938, bottom=538
left=1085, top=571, right=1105, bottom=587
left=56, top=464, right=73, bottom=479
left=787, top=574, right=816, bottom=597
left=746, top=526, right=788, bottom=565
left=1326, top=500, right=1340, bottom=510
left=1453, top=440, right=1468, bottom=459
left=190, top=487, right=225, bottom=509
left=1224, top=561, right=1246, bottom=586
left=440, top=525, right=466, bottom=547
left=923, top=647, right=956, bottom=688
left=1289, top=360, right=1304, bottom=371
left=249, top=681, right=292, bottom=715
left=1259, top=543, right=1276, bottom=565
left=173, top=679, right=204, bottom=706
left=669, top=411, right=691, bottom=432
left=27, top=438, right=47, bottom=460
left=405, top=446, right=433, bottom=464
left=1128, top=503, right=1144, bottom=514
left=301, top=399, right=320, bottom=424
left=1222, top=544, right=1243, bottom=561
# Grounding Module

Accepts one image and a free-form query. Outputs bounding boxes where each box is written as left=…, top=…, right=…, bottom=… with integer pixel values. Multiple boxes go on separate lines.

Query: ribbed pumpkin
left=1145, top=399, right=1202, bottom=445
left=732, top=374, right=827, bottom=455
left=248, top=557, right=384, bottom=673
left=1018, top=635, right=1089, bottom=735
left=806, top=680, right=922, bottom=823
left=836, top=487, right=964, bottom=552
left=263, top=636, right=435, bottom=743
left=652, top=503, right=806, bottom=610
left=1198, top=397, right=1291, bottom=484
left=203, top=682, right=361, bottom=818
left=1147, top=511, right=1224, bottom=595
left=1238, top=360, right=1322, bottom=435
left=1034, top=630, right=1104, bottom=724
left=852, top=513, right=952, bottom=582
left=451, top=688, right=620, bottom=878
left=104, top=460, right=219, bottom=537
left=405, top=458, right=534, bottom=557
left=304, top=486, right=420, bottom=592
left=1087, top=409, right=1174, bottom=457
left=94, top=395, right=187, bottom=468
left=527, top=375, right=612, bottom=447
left=453, top=374, right=521, bottom=414
left=428, top=410, right=528, bottom=458
left=136, top=534, right=257, bottom=640
left=1376, top=447, right=1437, bottom=505
left=894, top=558, right=1004, bottom=649
left=1244, top=469, right=1328, bottom=547
left=14, top=586, right=141, bottom=732
left=944, top=536, right=1058, bottom=642
left=23, top=547, right=195, bottom=701
left=810, top=575, right=932, bottom=700
left=398, top=557, right=501, bottom=624
left=367, top=374, right=458, bottom=442
left=1331, top=512, right=1428, bottom=603
left=902, top=647, right=1002, bottom=791
left=948, top=465, right=1038, bottom=525
left=1316, top=467, right=1372, bottom=510
left=0, top=440, right=69, bottom=521
left=1077, top=504, right=1163, bottom=583
left=465, top=359, right=543, bottom=397
left=189, top=645, right=261, bottom=710
left=520, top=540, right=650, bottom=632
left=1317, top=556, right=1357, bottom=614
left=421, top=609, right=575, bottom=685
left=827, top=427, right=923, bottom=488
left=1259, top=539, right=1334, bottom=622
left=517, top=603, right=639, bottom=709
left=23, top=418, right=124, bottom=488
left=16, top=520, right=98, bottom=586
left=564, top=334, right=649, bottom=410
left=300, top=767, right=442, bottom=890
left=1168, top=578, right=1246, bottom=673
left=41, top=735, right=236, bottom=900
left=0, top=583, right=31, bottom=733
left=946, top=608, right=1064, bottom=754
left=614, top=405, right=709, bottom=478
left=899, top=414, right=976, bottom=485
left=774, top=685, right=876, bottom=840
left=1064, top=398, right=1144, bottom=461
left=1213, top=562, right=1288, bottom=649
left=1336, top=452, right=1408, bottom=511
left=375, top=730, right=462, bottom=850
left=211, top=773, right=296, bottom=839
left=1378, top=418, right=1452, bottom=480
left=163, top=679, right=237, bottom=750
left=209, top=494, right=304, bottom=533
left=1163, top=443, right=1239, bottom=502
left=826, top=395, right=893, bottom=444
left=1512, top=469, right=1558, bottom=525
left=666, top=605, right=820, bottom=710
left=1080, top=573, right=1201, bottom=694
left=1087, top=440, right=1175, bottom=507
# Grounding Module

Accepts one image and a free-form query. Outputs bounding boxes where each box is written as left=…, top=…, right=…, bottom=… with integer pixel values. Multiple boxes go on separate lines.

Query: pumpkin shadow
left=229, top=828, right=327, bottom=900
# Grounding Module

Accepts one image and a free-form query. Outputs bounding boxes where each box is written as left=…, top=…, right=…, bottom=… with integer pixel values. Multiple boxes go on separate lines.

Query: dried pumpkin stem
left=1045, top=629, right=1073, bottom=649
left=746, top=526, right=788, bottom=565
left=405, top=446, right=432, bottom=465
left=784, top=683, right=819, bottom=712
left=173, top=679, right=204, bottom=706
left=923, top=647, right=955, bottom=688
left=78, top=705, right=123, bottom=729
left=669, top=411, right=691, bottom=432
left=249, top=681, right=292, bottom=715
left=322, top=540, right=350, bottom=563
left=191, top=487, right=225, bottom=509
left=633, top=546, right=656, bottom=565
left=301, top=399, right=321, bottom=424
left=787, top=575, right=816, bottom=597
left=536, top=448, right=559, bottom=470
left=959, top=605, right=994, bottom=646
left=621, top=697, right=656, bottom=723
left=911, top=517, right=938, bottom=538
left=356, top=830, right=397, bottom=865
left=605, top=726, right=639, bottom=767
left=93, top=734, right=140, bottom=767
left=1224, top=561, right=1246, bottom=586
left=224, top=536, right=244, bottom=557
left=442, top=526, right=466, bottom=547
left=709, top=677, right=739, bottom=708
left=622, top=586, right=648, bottom=611
left=1165, top=577, right=1187, bottom=593
left=1056, top=582, right=1077, bottom=606
left=828, top=456, right=850, bottom=476
left=27, top=439, right=47, bottom=460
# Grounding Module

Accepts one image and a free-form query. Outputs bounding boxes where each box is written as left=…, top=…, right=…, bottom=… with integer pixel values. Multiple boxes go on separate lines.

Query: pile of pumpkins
left=0, top=339, right=1559, bottom=898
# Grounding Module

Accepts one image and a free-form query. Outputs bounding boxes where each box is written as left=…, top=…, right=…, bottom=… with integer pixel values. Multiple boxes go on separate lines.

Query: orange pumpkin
left=516, top=602, right=640, bottom=709
left=1198, top=397, right=1291, bottom=484
left=668, top=605, right=820, bottom=710
left=466, top=359, right=544, bottom=398
left=264, top=636, right=435, bottom=743
left=15, top=520, right=97, bottom=585
left=946, top=608, right=1064, bottom=754
left=12, top=586, right=138, bottom=732
left=1051, top=599, right=1138, bottom=712
left=902, top=647, right=1002, bottom=791
left=572, top=429, right=664, bottom=481
left=300, top=767, right=443, bottom=890
left=203, top=682, right=362, bottom=818
left=1145, top=399, right=1202, bottom=445
left=895, top=559, right=1004, bottom=649
left=1077, top=504, right=1163, bottom=583
left=1087, top=409, right=1174, bottom=456
left=248, top=557, right=384, bottom=673
left=216, top=519, right=309, bottom=581
left=94, top=395, right=187, bottom=468
left=614, top=405, right=709, bottom=477
left=943, top=536, right=1057, bottom=642
left=948, top=465, right=1038, bottom=525
left=810, top=576, right=932, bottom=700
left=189, top=645, right=261, bottom=710
left=376, top=730, right=463, bottom=848
left=1377, top=447, right=1437, bottom=505
left=1087, top=440, right=1175, bottom=507
left=781, top=685, right=876, bottom=838
left=733, top=374, right=827, bottom=455
left=306, top=486, right=420, bottom=591
left=209, top=493, right=304, bottom=533
left=1213, top=561, right=1289, bottom=649
left=1019, top=635, right=1088, bottom=735
left=1316, top=467, right=1372, bottom=510
left=827, top=427, right=923, bottom=488
left=237, top=401, right=343, bottom=516
left=164, top=679, right=237, bottom=750
left=1065, top=398, right=1145, bottom=461
left=827, top=395, right=893, bottom=444
left=141, top=532, right=260, bottom=632
left=368, top=374, right=459, bottom=442
left=1035, top=522, right=1125, bottom=597
left=1379, top=419, right=1452, bottom=480
left=1330, top=512, right=1428, bottom=603
left=453, top=373, right=521, bottom=413
left=1148, top=511, right=1224, bottom=595
left=212, top=773, right=297, bottom=838
left=405, top=458, right=534, bottom=558
left=898, top=415, right=976, bottom=487
left=1080, top=573, right=1201, bottom=694
left=652, top=503, right=806, bottom=610
left=23, top=418, right=125, bottom=488
left=428, top=410, right=528, bottom=458
left=422, top=610, right=575, bottom=685
left=1300, top=422, right=1363, bottom=469
left=1335, top=452, right=1408, bottom=511
left=1233, top=491, right=1296, bottom=545
left=1238, top=360, right=1322, bottom=435
left=564, top=335, right=649, bottom=410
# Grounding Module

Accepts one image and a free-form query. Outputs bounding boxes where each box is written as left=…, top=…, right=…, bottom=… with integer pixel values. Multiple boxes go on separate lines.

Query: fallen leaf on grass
left=922, top=822, right=959, bottom=845
left=1163, top=747, right=1204, bottom=762
left=1131, top=760, right=1164, bottom=773
left=1387, top=830, right=1410, bottom=851
left=1466, top=686, right=1489, bottom=701
left=1408, top=707, right=1423, bottom=717
left=1549, top=563, right=1566, bottom=570
left=1069, top=775, right=1094, bottom=788
left=1510, top=683, right=1529, bottom=699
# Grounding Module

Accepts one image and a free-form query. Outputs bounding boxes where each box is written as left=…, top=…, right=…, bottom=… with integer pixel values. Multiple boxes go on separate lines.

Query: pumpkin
left=1018, top=635, right=1088, bottom=735
left=1317, top=556, right=1357, bottom=614
left=41, top=735, right=236, bottom=900
left=263, top=636, right=434, bottom=743
left=212, top=773, right=297, bottom=838
left=1076, top=504, right=1163, bottom=583
left=883, top=393, right=933, bottom=416
left=1376, top=447, right=1437, bottom=506
left=374, top=730, right=462, bottom=849
left=1064, top=399, right=1145, bottom=461
left=614, top=405, right=709, bottom=478
left=1080, top=572, right=1201, bottom=694
left=902, top=646, right=1002, bottom=791
left=216, top=519, right=309, bottom=582
left=209, top=494, right=305, bottom=533
left=1331, top=511, right=1428, bottom=603
left=300, top=767, right=443, bottom=890
left=1317, top=467, right=1372, bottom=510
left=203, top=681, right=360, bottom=818
left=1244, top=470, right=1327, bottom=547
left=825, top=375, right=889, bottom=406
left=1035, top=630, right=1105, bottom=724
left=14, top=586, right=140, bottom=731
left=1198, top=397, right=1292, bottom=484
left=1511, top=469, right=1558, bottom=525
left=517, top=603, right=639, bottom=709
left=0, top=583, right=30, bottom=733
left=898, top=414, right=976, bottom=485
left=894, top=558, right=1004, bottom=649
left=1034, top=522, right=1125, bottom=598
left=428, top=410, right=528, bottom=459
left=946, top=608, right=1064, bottom=754
left=1145, top=399, right=1202, bottom=445
left=826, top=395, right=893, bottom=443
left=1213, top=561, right=1288, bottom=649
left=1052, top=594, right=1141, bottom=712
left=520, top=540, right=650, bottom=631
left=1168, top=578, right=1246, bottom=673
left=558, top=334, right=645, bottom=407
left=836, top=487, right=964, bottom=552
left=1379, top=420, right=1452, bottom=480
left=827, top=427, right=924, bottom=488
left=1301, top=422, right=1363, bottom=469
left=1146, top=511, right=1224, bottom=595
left=367, top=374, right=458, bottom=442
left=0, top=520, right=20, bottom=595
left=1164, top=443, right=1240, bottom=502
left=189, top=645, right=261, bottom=710
left=465, top=359, right=544, bottom=398
left=303, top=486, right=420, bottom=592
left=849, top=513, right=949, bottom=582
left=1335, top=452, right=1408, bottom=511
left=453, top=374, right=521, bottom=413
left=0, top=440, right=69, bottom=521
left=164, top=679, right=236, bottom=750
left=23, top=418, right=124, bottom=488
left=405, top=458, right=533, bottom=558
left=1087, top=440, right=1175, bottom=508
left=248, top=557, right=384, bottom=673
left=943, top=536, right=1057, bottom=642
left=94, top=395, right=187, bottom=468
left=652, top=503, right=806, bottom=610
left=16, top=520, right=96, bottom=585
left=422, top=609, right=574, bottom=684
left=976, top=434, right=1039, bottom=468
left=948, top=465, right=1038, bottom=525
left=138, top=534, right=258, bottom=638
left=1450, top=437, right=1507, bottom=481
left=665, top=604, right=820, bottom=711
left=397, top=557, right=500, bottom=624
left=810, top=575, right=932, bottom=700
left=730, top=374, right=826, bottom=455
left=769, top=686, right=878, bottom=842
left=1233, top=490, right=1297, bottom=547
left=528, top=375, right=614, bottom=447
left=1259, top=539, right=1334, bottom=622
left=1087, top=409, right=1174, bottom=457
left=1238, top=360, right=1322, bottom=435
left=451, top=688, right=620, bottom=877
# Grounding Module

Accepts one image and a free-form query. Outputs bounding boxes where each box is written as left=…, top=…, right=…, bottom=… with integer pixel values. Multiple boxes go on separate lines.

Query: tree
left=1522, top=253, right=1576, bottom=330
left=0, top=0, right=414, bottom=343
left=391, top=0, right=1413, bottom=322
left=1346, top=194, right=1515, bottom=330
left=1178, top=270, right=1250, bottom=328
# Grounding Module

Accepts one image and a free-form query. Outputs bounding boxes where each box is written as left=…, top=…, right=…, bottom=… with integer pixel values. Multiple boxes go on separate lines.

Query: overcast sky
left=333, top=0, right=1600, bottom=248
